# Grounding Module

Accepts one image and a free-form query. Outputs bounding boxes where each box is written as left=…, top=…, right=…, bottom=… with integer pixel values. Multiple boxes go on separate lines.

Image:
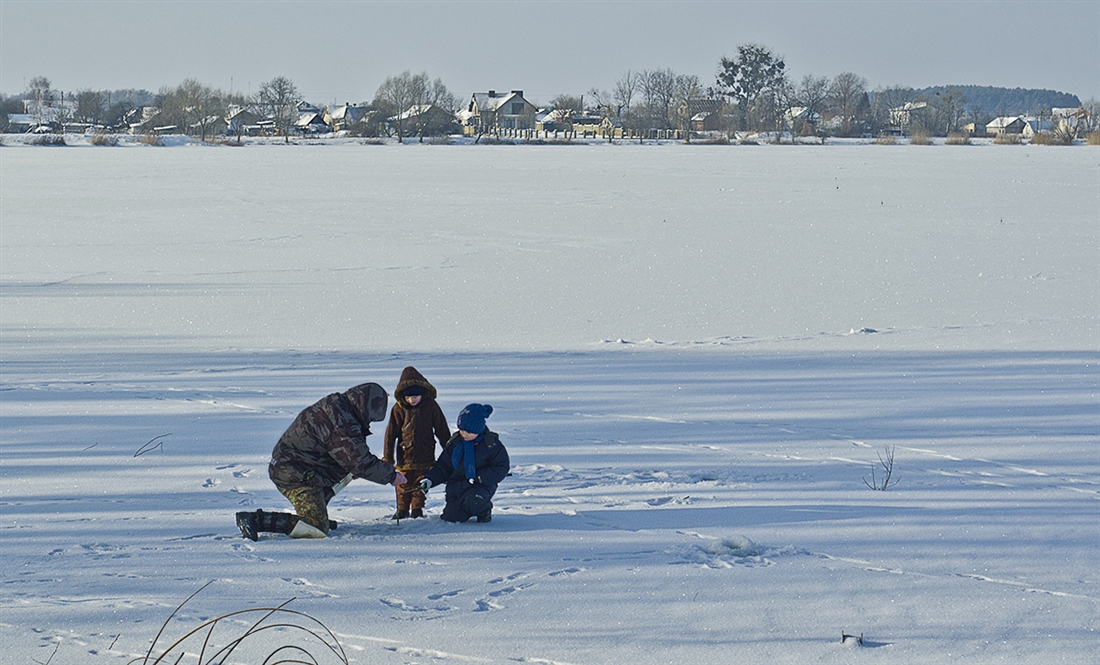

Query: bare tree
left=182, top=79, right=223, bottom=141
left=793, top=74, right=831, bottom=141
left=1079, top=98, right=1100, bottom=136
left=752, top=86, right=789, bottom=139
left=672, top=74, right=704, bottom=141
left=587, top=86, right=618, bottom=141
left=613, top=71, right=644, bottom=140
left=26, top=76, right=55, bottom=127
left=932, top=88, right=967, bottom=136
left=374, top=71, right=425, bottom=143
left=408, top=74, right=458, bottom=141
left=256, top=76, right=300, bottom=142
left=828, top=72, right=868, bottom=137
left=586, top=87, right=613, bottom=115
left=640, top=68, right=678, bottom=131
left=157, top=79, right=224, bottom=141
left=613, top=71, right=639, bottom=118
left=74, top=89, right=107, bottom=125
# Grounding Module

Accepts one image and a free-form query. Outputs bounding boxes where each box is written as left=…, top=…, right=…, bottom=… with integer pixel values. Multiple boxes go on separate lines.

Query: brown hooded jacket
left=383, top=367, right=451, bottom=472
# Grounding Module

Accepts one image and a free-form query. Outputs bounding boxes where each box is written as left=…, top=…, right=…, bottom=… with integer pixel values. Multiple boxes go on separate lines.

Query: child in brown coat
left=383, top=367, right=451, bottom=519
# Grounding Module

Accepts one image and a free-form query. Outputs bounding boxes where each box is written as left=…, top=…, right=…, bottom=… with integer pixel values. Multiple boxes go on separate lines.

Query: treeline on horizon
left=1, top=83, right=1081, bottom=118
left=1, top=43, right=1088, bottom=140
left=911, top=85, right=1080, bottom=115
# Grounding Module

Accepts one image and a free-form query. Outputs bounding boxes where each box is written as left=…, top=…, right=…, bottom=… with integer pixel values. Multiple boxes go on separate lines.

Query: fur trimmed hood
left=394, top=366, right=438, bottom=402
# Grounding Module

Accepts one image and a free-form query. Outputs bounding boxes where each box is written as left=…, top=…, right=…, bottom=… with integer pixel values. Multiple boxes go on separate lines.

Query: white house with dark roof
left=986, top=116, right=1026, bottom=135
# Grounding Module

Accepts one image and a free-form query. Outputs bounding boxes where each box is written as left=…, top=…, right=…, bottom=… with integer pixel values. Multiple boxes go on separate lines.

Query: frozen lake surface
left=1, top=143, right=1097, bottom=664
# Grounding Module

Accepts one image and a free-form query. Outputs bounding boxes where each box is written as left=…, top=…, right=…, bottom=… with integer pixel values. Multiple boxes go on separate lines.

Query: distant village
left=4, top=46, right=1097, bottom=145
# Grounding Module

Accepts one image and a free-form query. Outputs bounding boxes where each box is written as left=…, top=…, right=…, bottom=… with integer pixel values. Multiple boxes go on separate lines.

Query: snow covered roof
left=330, top=104, right=370, bottom=121
left=295, top=112, right=328, bottom=127
left=888, top=101, right=928, bottom=113
left=11, top=106, right=65, bottom=123
left=394, top=104, right=434, bottom=121
left=470, top=90, right=531, bottom=114
left=987, top=116, right=1023, bottom=129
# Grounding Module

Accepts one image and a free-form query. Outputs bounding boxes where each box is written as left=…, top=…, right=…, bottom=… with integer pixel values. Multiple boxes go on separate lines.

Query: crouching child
left=420, top=404, right=509, bottom=523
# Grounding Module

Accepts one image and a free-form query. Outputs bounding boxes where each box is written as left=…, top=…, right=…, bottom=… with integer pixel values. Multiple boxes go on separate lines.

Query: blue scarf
left=451, top=434, right=481, bottom=482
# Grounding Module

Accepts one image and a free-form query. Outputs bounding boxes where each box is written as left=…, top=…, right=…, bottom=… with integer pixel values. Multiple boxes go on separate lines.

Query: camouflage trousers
left=278, top=485, right=335, bottom=535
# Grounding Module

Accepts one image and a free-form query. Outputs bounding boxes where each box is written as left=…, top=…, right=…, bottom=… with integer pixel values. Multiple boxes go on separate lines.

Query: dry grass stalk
left=863, top=446, right=900, bottom=491
left=128, top=581, right=349, bottom=665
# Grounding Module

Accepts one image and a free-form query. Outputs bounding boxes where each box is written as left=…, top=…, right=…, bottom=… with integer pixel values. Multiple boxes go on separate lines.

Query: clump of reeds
left=30, top=134, right=66, bottom=146
left=1028, top=131, right=1056, bottom=145
left=993, top=132, right=1022, bottom=145
left=126, top=581, right=349, bottom=665
left=908, top=129, right=933, bottom=145
left=692, top=134, right=731, bottom=145
left=89, top=132, right=118, bottom=146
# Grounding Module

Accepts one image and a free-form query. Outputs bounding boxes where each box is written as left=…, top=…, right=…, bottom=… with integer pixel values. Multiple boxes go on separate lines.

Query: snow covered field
left=1, top=141, right=1098, bottom=664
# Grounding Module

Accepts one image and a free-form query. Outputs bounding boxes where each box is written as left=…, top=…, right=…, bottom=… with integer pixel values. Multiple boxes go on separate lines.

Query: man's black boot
left=236, top=509, right=296, bottom=539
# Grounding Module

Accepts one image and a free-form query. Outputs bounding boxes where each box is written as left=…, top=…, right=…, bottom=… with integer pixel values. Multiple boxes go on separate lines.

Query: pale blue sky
left=2, top=0, right=1097, bottom=105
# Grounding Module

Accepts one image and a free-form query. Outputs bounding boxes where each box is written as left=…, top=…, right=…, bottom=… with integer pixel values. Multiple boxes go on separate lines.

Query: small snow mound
left=848, top=327, right=878, bottom=335
left=700, top=535, right=761, bottom=557
left=599, top=337, right=665, bottom=346
left=674, top=535, right=776, bottom=568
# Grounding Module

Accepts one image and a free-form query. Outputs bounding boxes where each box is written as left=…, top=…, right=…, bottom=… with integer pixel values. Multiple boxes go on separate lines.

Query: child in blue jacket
left=420, top=404, right=509, bottom=522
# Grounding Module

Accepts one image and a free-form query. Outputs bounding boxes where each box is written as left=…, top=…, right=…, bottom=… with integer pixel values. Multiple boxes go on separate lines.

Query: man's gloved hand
left=419, top=479, right=432, bottom=493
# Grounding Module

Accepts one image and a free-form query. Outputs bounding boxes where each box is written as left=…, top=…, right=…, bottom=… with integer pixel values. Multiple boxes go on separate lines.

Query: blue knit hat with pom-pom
left=456, top=403, right=493, bottom=434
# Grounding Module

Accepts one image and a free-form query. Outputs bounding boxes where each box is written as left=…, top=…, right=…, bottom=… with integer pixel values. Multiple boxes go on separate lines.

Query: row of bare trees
left=574, top=45, right=875, bottom=140
left=0, top=77, right=151, bottom=132
left=6, top=44, right=1096, bottom=140
left=1, top=75, right=301, bottom=141
left=577, top=44, right=1093, bottom=139
left=3, top=72, right=460, bottom=142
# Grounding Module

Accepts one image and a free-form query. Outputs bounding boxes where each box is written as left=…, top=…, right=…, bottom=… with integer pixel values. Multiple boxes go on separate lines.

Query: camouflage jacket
left=269, top=383, right=395, bottom=490
left=383, top=366, right=451, bottom=471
